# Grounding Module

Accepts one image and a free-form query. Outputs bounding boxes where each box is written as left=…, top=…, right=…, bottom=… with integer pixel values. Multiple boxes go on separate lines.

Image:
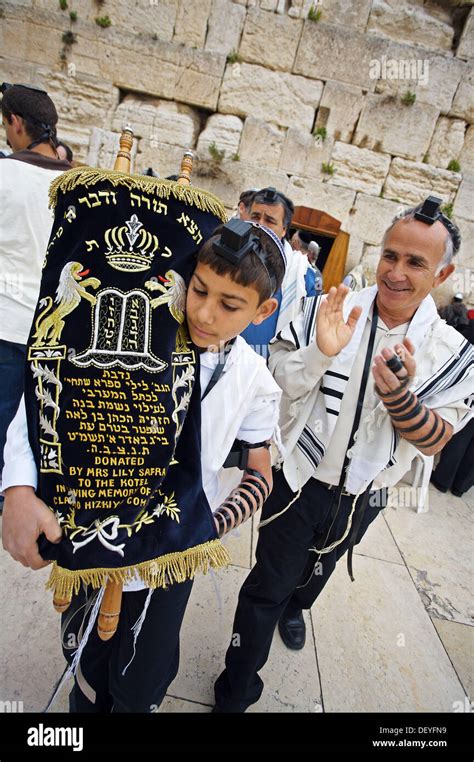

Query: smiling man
left=213, top=198, right=474, bottom=713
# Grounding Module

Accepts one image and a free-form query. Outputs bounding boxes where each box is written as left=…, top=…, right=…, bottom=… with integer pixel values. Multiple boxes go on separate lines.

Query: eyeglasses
left=1, top=82, right=48, bottom=95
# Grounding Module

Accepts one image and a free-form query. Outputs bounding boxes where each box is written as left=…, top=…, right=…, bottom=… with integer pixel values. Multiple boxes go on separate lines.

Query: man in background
left=0, top=83, right=71, bottom=503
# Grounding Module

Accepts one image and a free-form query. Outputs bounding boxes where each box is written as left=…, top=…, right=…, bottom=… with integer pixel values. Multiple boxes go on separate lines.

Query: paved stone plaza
left=1, top=482, right=471, bottom=714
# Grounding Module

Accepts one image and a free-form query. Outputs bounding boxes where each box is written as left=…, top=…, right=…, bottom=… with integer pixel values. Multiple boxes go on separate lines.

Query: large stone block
left=367, top=0, right=454, bottom=52
left=135, top=141, right=189, bottom=179
left=311, top=0, right=372, bottom=29
left=193, top=159, right=290, bottom=209
left=354, top=94, right=439, bottom=162
left=205, top=0, right=246, bottom=55
left=360, top=244, right=382, bottom=286
left=112, top=98, right=200, bottom=149
left=457, top=7, right=473, bottom=61
left=239, top=117, right=286, bottom=170
left=196, top=113, right=244, bottom=160
left=173, top=0, right=213, bottom=49
left=287, top=0, right=312, bottom=18
left=1, top=17, right=29, bottom=63
left=100, top=35, right=225, bottom=111
left=286, top=177, right=356, bottom=228
left=457, top=219, right=474, bottom=270
left=329, top=142, right=391, bottom=195
left=459, top=125, right=474, bottom=174
left=53, top=125, right=91, bottom=165
left=373, top=43, right=466, bottom=114
left=345, top=235, right=365, bottom=273
left=315, top=81, right=364, bottom=143
left=383, top=157, right=461, bottom=206
left=450, top=65, right=474, bottom=124
left=105, top=0, right=178, bottom=42
left=454, top=173, right=474, bottom=223
left=301, top=136, right=336, bottom=182
left=86, top=127, right=138, bottom=171
left=34, top=68, right=119, bottom=132
left=111, top=97, right=157, bottom=139
left=279, top=128, right=314, bottom=175
left=346, top=195, right=408, bottom=246
left=427, top=117, right=466, bottom=170
left=239, top=8, right=303, bottom=72
left=294, top=21, right=386, bottom=90
left=0, top=56, right=36, bottom=90
left=218, top=62, right=323, bottom=130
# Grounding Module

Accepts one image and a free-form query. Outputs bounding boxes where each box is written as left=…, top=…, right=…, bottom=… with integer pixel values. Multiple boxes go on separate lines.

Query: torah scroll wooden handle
left=97, top=581, right=123, bottom=641
left=177, top=150, right=193, bottom=185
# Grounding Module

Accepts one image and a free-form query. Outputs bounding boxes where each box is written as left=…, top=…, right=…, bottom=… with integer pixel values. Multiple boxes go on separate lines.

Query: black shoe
left=278, top=608, right=306, bottom=650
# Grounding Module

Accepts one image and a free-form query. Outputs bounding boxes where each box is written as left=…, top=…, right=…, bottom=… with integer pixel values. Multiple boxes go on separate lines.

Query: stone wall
left=1, top=0, right=473, bottom=304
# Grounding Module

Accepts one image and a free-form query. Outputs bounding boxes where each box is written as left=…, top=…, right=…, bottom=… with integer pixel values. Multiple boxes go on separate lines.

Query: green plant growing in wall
left=441, top=203, right=454, bottom=219
left=59, top=0, right=68, bottom=9
left=447, top=159, right=461, bottom=172
left=62, top=31, right=77, bottom=45
left=95, top=15, right=112, bottom=28
left=308, top=4, right=322, bottom=21
left=232, top=153, right=240, bottom=162
left=322, top=162, right=335, bottom=176
left=208, top=142, right=225, bottom=164
left=313, top=126, right=327, bottom=141
left=70, top=10, right=77, bottom=22
left=226, top=50, right=242, bottom=64
left=401, top=91, right=416, bottom=106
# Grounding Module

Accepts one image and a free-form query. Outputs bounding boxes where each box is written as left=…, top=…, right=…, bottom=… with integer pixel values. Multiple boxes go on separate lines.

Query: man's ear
left=251, top=297, right=279, bottom=325
left=434, top=263, right=455, bottom=288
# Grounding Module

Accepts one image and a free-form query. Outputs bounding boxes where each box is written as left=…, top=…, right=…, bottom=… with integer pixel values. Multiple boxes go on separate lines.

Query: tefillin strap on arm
left=377, top=352, right=448, bottom=452
left=213, top=442, right=271, bottom=538
left=212, top=218, right=278, bottom=296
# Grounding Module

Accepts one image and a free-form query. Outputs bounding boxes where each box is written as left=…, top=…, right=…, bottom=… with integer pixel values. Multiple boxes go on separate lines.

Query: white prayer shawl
left=201, top=335, right=282, bottom=510
left=276, top=240, right=309, bottom=334
left=271, top=285, right=474, bottom=495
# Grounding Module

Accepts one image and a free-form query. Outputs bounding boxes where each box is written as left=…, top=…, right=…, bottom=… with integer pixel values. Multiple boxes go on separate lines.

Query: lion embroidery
left=32, top=262, right=100, bottom=347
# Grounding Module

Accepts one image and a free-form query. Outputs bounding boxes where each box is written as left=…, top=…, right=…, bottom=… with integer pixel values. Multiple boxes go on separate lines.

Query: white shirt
left=0, top=158, right=64, bottom=344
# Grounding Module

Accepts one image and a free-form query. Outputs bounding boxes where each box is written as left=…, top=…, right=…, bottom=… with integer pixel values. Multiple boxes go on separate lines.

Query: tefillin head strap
left=212, top=218, right=286, bottom=297
left=414, top=195, right=461, bottom=254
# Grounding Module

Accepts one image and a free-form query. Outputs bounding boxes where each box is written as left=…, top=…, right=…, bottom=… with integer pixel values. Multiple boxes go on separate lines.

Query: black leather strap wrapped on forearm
left=213, top=466, right=269, bottom=538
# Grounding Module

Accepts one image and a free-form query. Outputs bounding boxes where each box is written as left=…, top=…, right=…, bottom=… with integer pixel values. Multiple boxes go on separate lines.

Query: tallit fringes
left=45, top=539, right=231, bottom=601
left=48, top=167, right=227, bottom=222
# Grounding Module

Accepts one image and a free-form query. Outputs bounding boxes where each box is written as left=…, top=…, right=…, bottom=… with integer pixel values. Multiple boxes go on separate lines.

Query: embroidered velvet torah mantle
left=24, top=168, right=229, bottom=599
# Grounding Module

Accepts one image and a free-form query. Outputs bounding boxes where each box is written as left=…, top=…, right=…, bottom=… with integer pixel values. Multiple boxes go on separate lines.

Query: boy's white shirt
left=2, top=336, right=281, bottom=591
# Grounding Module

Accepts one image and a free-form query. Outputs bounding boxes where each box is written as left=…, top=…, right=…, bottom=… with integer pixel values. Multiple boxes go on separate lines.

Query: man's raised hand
left=316, top=285, right=362, bottom=357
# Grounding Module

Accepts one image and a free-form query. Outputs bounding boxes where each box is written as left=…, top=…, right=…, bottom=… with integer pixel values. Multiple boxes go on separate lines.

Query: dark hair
left=296, top=229, right=314, bottom=246
left=57, top=140, right=73, bottom=162
left=197, top=225, right=286, bottom=304
left=252, top=188, right=294, bottom=231
left=238, top=189, right=257, bottom=212
left=1, top=85, right=58, bottom=147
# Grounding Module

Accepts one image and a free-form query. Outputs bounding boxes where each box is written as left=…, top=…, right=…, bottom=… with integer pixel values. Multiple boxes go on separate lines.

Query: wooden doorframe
left=292, top=206, right=349, bottom=291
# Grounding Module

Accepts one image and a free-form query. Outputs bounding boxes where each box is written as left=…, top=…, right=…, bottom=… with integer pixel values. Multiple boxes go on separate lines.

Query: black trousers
left=214, top=468, right=386, bottom=712
left=61, top=579, right=193, bottom=712
left=431, top=419, right=474, bottom=496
